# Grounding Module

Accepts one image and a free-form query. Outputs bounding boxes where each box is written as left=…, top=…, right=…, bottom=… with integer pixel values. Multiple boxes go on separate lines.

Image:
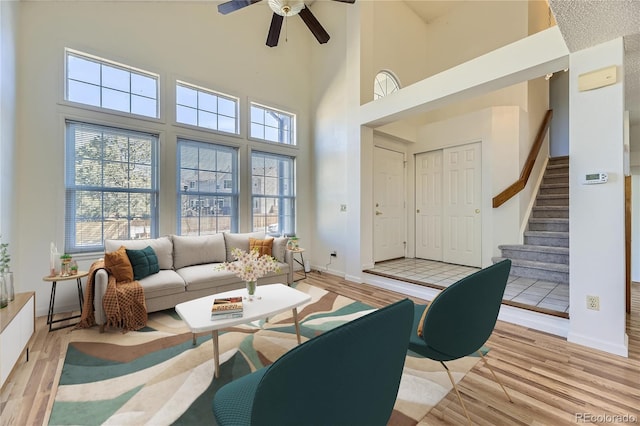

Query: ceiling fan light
left=268, top=0, right=304, bottom=17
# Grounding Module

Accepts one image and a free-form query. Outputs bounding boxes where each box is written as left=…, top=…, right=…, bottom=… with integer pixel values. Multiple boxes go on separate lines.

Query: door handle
left=475, top=209, right=480, bottom=214
left=376, top=211, right=383, bottom=216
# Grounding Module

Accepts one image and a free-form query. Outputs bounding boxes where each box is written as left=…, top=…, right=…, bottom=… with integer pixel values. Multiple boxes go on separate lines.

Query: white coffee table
left=175, top=283, right=312, bottom=378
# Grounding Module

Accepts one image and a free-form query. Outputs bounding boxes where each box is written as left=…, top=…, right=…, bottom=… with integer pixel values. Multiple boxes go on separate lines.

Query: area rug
left=48, top=282, right=482, bottom=425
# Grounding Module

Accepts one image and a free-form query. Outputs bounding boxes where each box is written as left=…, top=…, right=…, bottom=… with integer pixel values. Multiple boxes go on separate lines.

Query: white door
left=373, top=147, right=406, bottom=262
left=415, top=150, right=443, bottom=260
left=442, top=143, right=482, bottom=267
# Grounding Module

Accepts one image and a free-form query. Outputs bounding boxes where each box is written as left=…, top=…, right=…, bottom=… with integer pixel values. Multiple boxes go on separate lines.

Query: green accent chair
left=212, top=298, right=414, bottom=426
left=410, top=259, right=513, bottom=424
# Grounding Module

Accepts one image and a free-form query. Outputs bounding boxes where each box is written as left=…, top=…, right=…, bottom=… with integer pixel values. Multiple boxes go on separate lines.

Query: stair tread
left=492, top=257, right=569, bottom=272
left=537, top=194, right=569, bottom=199
left=499, top=244, right=569, bottom=253
left=524, top=230, right=569, bottom=237
left=533, top=205, right=569, bottom=210
left=529, top=218, right=569, bottom=223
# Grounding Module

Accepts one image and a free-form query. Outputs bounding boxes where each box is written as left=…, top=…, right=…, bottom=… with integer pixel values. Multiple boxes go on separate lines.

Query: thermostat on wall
left=582, top=172, right=608, bottom=184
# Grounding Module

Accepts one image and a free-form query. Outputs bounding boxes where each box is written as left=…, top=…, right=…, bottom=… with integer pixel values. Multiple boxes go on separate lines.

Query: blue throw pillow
left=126, top=246, right=160, bottom=280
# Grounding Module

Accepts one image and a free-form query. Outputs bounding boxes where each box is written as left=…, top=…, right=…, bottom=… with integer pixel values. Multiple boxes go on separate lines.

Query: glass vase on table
left=245, top=281, right=257, bottom=301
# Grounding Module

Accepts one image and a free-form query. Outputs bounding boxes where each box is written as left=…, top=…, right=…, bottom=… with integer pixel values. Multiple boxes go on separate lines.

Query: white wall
left=15, top=1, right=314, bottom=316
left=0, top=0, right=17, bottom=266
left=568, top=38, right=627, bottom=356
left=550, top=70, right=570, bottom=157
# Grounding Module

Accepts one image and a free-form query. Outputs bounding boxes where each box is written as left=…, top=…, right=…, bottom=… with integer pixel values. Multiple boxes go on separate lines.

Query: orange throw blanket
left=77, top=260, right=147, bottom=332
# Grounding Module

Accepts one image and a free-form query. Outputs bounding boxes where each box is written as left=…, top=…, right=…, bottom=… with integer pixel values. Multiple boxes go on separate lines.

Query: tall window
left=250, top=103, right=295, bottom=145
left=251, top=152, right=295, bottom=235
left=177, top=140, right=238, bottom=235
left=176, top=81, right=239, bottom=134
left=374, top=70, right=400, bottom=100
left=65, top=121, right=159, bottom=253
left=65, top=49, right=159, bottom=118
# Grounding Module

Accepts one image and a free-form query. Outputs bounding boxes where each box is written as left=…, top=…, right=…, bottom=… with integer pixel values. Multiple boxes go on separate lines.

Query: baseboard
left=567, top=331, right=629, bottom=357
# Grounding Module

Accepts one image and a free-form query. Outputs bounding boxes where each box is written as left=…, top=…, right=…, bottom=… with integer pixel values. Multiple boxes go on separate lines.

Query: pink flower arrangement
left=219, top=248, right=280, bottom=282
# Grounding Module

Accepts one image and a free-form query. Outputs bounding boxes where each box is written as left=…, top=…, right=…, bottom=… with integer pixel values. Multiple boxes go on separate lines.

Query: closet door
left=442, top=143, right=482, bottom=267
left=415, top=150, right=443, bottom=261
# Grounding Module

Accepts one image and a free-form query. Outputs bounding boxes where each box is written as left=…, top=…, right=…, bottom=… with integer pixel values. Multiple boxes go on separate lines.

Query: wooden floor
left=1, top=273, right=639, bottom=426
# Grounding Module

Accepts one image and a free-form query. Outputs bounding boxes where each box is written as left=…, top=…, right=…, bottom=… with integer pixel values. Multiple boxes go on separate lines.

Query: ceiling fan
left=217, top=0, right=356, bottom=47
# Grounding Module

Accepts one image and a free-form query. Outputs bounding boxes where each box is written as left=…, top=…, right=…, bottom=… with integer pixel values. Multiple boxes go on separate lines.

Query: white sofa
left=93, top=232, right=293, bottom=326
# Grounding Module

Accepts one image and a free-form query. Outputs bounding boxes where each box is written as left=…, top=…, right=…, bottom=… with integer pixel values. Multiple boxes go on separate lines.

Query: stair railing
left=492, top=109, right=553, bottom=208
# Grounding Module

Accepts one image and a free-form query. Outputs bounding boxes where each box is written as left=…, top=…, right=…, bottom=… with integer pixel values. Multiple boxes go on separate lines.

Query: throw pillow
left=104, top=245, right=134, bottom=283
left=126, top=245, right=160, bottom=280
left=249, top=237, right=274, bottom=257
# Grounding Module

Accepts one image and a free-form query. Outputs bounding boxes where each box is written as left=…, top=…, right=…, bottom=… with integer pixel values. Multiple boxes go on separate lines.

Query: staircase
left=494, top=156, right=569, bottom=284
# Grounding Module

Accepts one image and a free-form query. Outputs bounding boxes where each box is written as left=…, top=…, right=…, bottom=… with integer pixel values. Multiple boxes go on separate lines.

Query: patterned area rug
left=48, top=282, right=482, bottom=425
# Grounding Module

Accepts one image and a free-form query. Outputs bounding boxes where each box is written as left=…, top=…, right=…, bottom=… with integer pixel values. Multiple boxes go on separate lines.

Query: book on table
left=211, top=296, right=243, bottom=320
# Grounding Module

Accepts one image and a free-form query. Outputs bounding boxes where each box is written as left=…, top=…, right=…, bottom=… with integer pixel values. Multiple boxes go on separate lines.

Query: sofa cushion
left=223, top=232, right=266, bottom=261
left=272, top=237, right=288, bottom=263
left=105, top=236, right=173, bottom=270
left=177, top=263, right=289, bottom=293
left=137, top=270, right=186, bottom=299
left=173, top=234, right=226, bottom=269
left=126, top=246, right=160, bottom=280
left=249, top=237, right=274, bottom=257
left=104, top=245, right=134, bottom=283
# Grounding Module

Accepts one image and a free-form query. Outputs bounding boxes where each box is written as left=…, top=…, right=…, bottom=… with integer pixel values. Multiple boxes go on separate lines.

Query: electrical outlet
left=330, top=251, right=337, bottom=257
left=586, top=295, right=600, bottom=311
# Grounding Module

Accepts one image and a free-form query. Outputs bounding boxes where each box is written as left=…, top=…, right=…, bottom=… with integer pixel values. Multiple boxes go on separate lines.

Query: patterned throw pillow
left=126, top=246, right=160, bottom=280
left=104, top=245, right=134, bottom=283
left=249, top=237, right=274, bottom=257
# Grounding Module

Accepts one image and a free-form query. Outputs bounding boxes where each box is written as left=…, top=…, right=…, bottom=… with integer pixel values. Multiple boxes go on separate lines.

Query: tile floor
left=364, top=258, right=569, bottom=316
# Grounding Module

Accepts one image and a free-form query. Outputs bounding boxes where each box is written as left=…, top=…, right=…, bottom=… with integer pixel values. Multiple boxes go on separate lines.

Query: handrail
left=492, top=109, right=553, bottom=208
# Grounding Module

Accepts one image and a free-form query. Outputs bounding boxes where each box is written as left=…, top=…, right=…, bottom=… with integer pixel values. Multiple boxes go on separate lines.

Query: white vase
left=5, top=272, right=14, bottom=301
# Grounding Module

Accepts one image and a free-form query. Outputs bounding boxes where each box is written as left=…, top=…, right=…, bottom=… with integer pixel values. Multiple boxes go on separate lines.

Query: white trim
left=567, top=331, right=629, bottom=357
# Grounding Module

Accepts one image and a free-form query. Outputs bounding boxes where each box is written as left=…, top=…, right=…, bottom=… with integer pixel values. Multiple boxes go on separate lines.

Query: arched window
left=374, top=71, right=400, bottom=100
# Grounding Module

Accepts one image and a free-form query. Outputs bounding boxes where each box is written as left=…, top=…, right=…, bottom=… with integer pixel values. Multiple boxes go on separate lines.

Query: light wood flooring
left=1, top=273, right=639, bottom=425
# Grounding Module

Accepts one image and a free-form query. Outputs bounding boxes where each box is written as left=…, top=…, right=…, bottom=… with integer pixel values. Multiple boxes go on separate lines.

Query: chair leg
left=440, top=361, right=472, bottom=425
left=477, top=350, right=513, bottom=403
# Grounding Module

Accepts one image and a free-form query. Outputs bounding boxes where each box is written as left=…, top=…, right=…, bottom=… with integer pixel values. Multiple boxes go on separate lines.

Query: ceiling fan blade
left=298, top=6, right=330, bottom=44
left=217, top=0, right=262, bottom=15
left=266, top=13, right=284, bottom=47
left=331, top=0, right=356, bottom=3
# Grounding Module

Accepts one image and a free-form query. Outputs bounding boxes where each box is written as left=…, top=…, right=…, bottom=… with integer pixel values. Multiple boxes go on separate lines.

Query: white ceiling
left=403, top=0, right=640, bottom=126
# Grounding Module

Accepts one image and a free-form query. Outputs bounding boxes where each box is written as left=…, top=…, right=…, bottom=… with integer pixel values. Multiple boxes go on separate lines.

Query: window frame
left=64, top=120, right=160, bottom=254
left=249, top=102, right=296, bottom=146
left=176, top=138, right=240, bottom=236
left=64, top=48, right=160, bottom=119
left=250, top=150, right=296, bottom=236
left=175, top=80, right=240, bottom=136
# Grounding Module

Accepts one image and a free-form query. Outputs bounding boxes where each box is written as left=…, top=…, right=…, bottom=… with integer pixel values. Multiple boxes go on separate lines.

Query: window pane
left=102, top=65, right=130, bottom=92
left=198, top=110, right=217, bottom=130
left=250, top=123, right=264, bottom=139
left=251, top=105, right=264, bottom=124
left=68, top=80, right=100, bottom=107
left=102, top=87, right=130, bottom=113
left=177, top=85, right=197, bottom=107
left=131, top=95, right=157, bottom=118
left=264, top=126, right=279, bottom=143
left=218, top=97, right=236, bottom=118
left=218, top=115, right=236, bottom=134
left=67, top=55, right=100, bottom=85
left=177, top=105, right=198, bottom=126
left=132, top=73, right=157, bottom=99
left=199, top=91, right=217, bottom=113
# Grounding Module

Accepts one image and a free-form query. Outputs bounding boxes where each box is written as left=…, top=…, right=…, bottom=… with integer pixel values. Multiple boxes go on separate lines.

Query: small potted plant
left=60, top=253, right=72, bottom=277
left=70, top=261, right=78, bottom=275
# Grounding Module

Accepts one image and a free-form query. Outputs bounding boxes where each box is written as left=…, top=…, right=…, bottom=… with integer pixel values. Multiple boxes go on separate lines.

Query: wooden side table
left=42, top=271, right=89, bottom=331
left=288, top=248, right=307, bottom=282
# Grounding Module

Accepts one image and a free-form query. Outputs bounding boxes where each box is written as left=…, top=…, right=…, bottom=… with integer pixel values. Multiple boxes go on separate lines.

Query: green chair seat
left=212, top=298, right=414, bottom=426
